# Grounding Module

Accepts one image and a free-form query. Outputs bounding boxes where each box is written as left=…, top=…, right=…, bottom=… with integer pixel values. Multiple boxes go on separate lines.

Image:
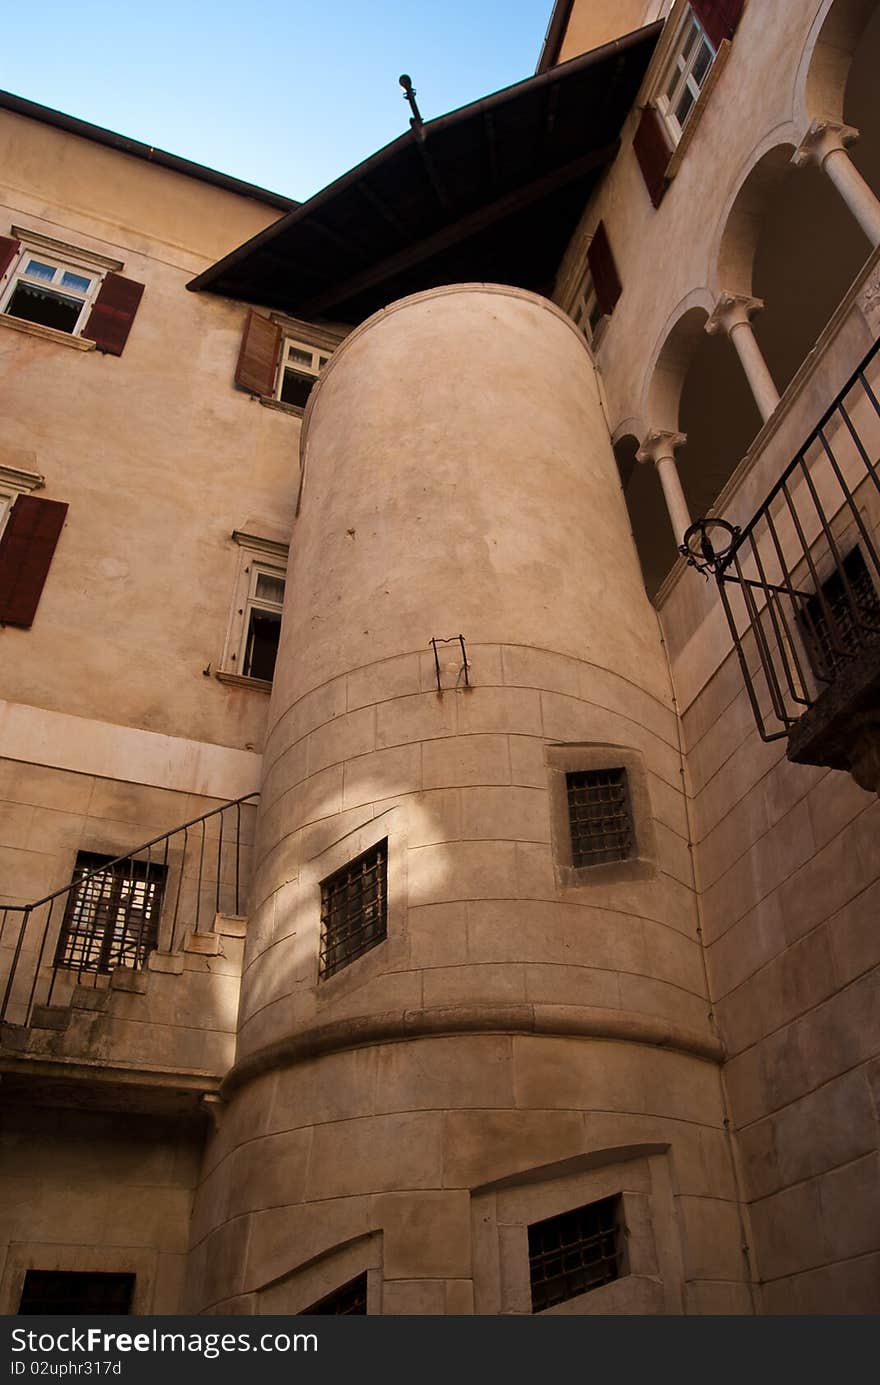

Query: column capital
left=636, top=429, right=687, bottom=465
left=705, top=291, right=764, bottom=337
left=793, top=119, right=860, bottom=170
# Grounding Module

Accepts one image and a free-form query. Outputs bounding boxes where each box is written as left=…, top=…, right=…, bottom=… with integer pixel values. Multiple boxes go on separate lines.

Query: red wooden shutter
left=0, top=236, right=21, bottom=279
left=83, top=273, right=144, bottom=355
left=0, top=495, right=68, bottom=628
left=633, top=107, right=672, bottom=208
left=586, top=221, right=622, bottom=317
left=691, top=0, right=745, bottom=48
left=235, top=310, right=282, bottom=396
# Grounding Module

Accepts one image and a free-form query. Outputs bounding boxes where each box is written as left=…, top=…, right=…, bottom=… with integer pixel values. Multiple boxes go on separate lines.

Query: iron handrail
left=681, top=335, right=880, bottom=744
left=0, top=791, right=259, bottom=1026
left=718, top=335, right=880, bottom=558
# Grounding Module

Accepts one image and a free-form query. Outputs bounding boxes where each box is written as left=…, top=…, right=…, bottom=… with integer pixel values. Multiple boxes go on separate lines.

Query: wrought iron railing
left=0, top=792, right=258, bottom=1027
left=681, top=336, right=880, bottom=744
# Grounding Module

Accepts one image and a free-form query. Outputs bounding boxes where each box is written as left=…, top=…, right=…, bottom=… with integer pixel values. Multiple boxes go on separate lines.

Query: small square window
left=799, top=547, right=880, bottom=682
left=528, top=1195, right=623, bottom=1312
left=319, top=840, right=388, bottom=980
left=18, top=1270, right=135, bottom=1315
left=566, top=768, right=634, bottom=868
left=55, top=851, right=166, bottom=974
left=300, top=1273, right=368, bottom=1315
left=655, top=6, right=717, bottom=146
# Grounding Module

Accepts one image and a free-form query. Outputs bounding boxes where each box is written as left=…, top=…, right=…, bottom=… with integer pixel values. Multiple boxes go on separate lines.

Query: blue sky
left=2, top=1, right=554, bottom=201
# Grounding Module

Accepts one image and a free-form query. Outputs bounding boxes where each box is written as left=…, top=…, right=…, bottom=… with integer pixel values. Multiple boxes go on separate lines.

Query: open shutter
left=0, top=236, right=21, bottom=279
left=83, top=273, right=144, bottom=355
left=0, top=495, right=68, bottom=628
left=586, top=221, right=622, bottom=317
left=690, top=0, right=745, bottom=49
left=633, top=107, right=673, bottom=208
left=235, top=311, right=282, bottom=396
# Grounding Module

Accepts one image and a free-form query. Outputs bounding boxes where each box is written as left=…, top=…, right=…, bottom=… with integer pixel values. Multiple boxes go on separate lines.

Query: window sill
left=258, top=396, right=305, bottom=419
left=664, top=39, right=732, bottom=180
left=215, top=670, right=273, bottom=694
left=0, top=314, right=96, bottom=351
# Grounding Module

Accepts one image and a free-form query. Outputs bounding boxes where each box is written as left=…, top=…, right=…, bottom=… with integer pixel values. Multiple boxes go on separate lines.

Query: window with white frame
left=240, top=562, right=286, bottom=680
left=0, top=463, right=45, bottom=539
left=277, top=337, right=330, bottom=409
left=570, top=267, right=604, bottom=345
left=655, top=6, right=716, bottom=145
left=0, top=246, right=103, bottom=336
left=219, top=532, right=288, bottom=688
left=0, top=489, right=14, bottom=539
left=234, top=311, right=342, bottom=414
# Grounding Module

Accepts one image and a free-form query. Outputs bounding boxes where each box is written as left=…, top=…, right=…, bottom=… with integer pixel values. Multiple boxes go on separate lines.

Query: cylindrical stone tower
left=190, top=286, right=748, bottom=1316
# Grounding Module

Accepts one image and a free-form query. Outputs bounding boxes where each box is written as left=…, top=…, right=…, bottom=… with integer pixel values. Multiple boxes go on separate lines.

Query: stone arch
left=798, top=0, right=878, bottom=126
left=613, top=429, right=671, bottom=598
left=643, top=297, right=713, bottom=434
left=639, top=295, right=760, bottom=588
left=715, top=143, right=799, bottom=299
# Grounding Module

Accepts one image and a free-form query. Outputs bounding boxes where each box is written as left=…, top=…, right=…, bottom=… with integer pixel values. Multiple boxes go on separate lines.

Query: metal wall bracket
left=430, top=635, right=470, bottom=693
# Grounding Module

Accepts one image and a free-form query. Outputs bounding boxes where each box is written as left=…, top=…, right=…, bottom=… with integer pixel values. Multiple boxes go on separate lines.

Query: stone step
left=30, top=1004, right=71, bottom=1031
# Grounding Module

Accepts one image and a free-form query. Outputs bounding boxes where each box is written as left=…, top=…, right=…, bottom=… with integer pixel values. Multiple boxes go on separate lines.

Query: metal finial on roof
left=398, top=74, right=423, bottom=129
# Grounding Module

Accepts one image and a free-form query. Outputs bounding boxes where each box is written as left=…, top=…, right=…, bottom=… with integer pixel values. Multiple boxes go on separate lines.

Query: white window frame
left=655, top=5, right=716, bottom=146
left=0, top=245, right=105, bottom=338
left=0, top=462, right=45, bottom=540
left=570, top=265, right=604, bottom=346
left=218, top=531, right=289, bottom=690
left=275, top=336, right=330, bottom=405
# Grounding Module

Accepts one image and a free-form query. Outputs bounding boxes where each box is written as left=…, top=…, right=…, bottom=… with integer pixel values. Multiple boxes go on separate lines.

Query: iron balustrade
left=681, top=336, right=880, bottom=745
left=0, top=792, right=258, bottom=1027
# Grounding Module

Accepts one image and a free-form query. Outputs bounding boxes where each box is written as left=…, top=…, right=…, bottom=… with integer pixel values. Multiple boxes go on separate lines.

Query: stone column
left=636, top=429, right=691, bottom=544
left=706, top=292, right=781, bottom=423
left=794, top=120, right=880, bottom=248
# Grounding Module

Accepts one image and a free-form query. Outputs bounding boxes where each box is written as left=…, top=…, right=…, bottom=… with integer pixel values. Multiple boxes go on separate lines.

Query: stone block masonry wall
left=680, top=636, right=880, bottom=1313
left=0, top=1107, right=203, bottom=1313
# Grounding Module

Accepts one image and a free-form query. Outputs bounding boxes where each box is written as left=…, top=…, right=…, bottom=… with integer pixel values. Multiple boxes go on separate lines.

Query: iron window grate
left=19, top=1270, right=135, bottom=1315
left=319, top=841, right=387, bottom=980
left=566, top=768, right=633, bottom=867
left=301, top=1272, right=368, bottom=1315
left=800, top=547, right=880, bottom=681
left=528, top=1195, right=622, bottom=1312
left=55, top=851, right=166, bottom=974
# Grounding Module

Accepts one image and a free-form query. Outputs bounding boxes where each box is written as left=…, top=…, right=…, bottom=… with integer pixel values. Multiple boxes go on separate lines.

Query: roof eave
left=187, top=23, right=662, bottom=299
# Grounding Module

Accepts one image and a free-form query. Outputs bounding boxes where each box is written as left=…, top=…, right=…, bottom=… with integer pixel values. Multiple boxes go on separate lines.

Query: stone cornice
left=222, top=1001, right=725, bottom=1099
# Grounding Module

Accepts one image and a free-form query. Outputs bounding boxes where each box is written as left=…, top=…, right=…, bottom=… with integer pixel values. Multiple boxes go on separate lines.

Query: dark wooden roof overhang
left=188, top=23, right=660, bottom=325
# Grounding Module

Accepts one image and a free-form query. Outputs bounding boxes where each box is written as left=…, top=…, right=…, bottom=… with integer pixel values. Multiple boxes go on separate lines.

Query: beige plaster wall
left=556, top=1, right=661, bottom=64
left=0, top=111, right=298, bottom=755
left=0, top=110, right=284, bottom=264
left=0, top=1106, right=204, bottom=1314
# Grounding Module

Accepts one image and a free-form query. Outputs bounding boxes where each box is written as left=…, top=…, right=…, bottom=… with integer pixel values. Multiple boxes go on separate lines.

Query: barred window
left=565, top=768, right=634, bottom=868
left=300, top=1272, right=367, bottom=1315
left=528, top=1195, right=622, bottom=1312
left=800, top=547, right=880, bottom=681
left=319, top=840, right=387, bottom=980
left=55, top=851, right=166, bottom=974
